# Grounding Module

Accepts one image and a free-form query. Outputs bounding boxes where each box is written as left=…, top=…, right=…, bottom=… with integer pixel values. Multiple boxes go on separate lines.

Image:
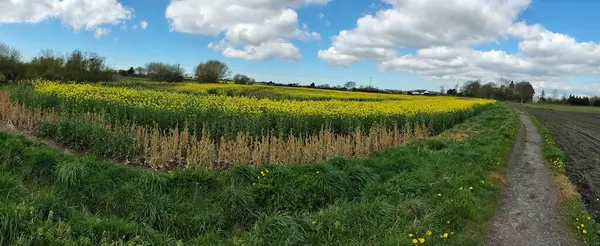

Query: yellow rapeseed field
left=34, top=81, right=494, bottom=117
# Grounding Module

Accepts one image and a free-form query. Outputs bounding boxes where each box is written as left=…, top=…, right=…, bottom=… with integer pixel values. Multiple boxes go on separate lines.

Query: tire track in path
left=487, top=113, right=571, bottom=246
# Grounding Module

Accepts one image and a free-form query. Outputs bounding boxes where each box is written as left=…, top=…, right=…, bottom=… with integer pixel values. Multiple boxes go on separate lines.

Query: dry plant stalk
left=0, top=90, right=430, bottom=170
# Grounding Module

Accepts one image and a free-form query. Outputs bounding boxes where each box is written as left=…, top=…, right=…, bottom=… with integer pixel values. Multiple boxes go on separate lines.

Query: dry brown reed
left=0, top=89, right=429, bottom=169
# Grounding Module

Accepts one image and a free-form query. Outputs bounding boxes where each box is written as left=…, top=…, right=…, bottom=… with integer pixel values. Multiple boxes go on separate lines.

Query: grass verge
left=0, top=103, right=518, bottom=245
left=527, top=113, right=599, bottom=245
left=524, top=103, right=600, bottom=114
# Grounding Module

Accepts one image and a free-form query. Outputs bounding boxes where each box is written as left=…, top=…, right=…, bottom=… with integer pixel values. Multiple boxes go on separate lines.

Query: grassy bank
left=527, top=113, right=599, bottom=245
left=0, top=104, right=518, bottom=245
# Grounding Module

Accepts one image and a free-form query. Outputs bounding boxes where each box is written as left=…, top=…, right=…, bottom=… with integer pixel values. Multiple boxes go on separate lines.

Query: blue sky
left=1, top=0, right=600, bottom=95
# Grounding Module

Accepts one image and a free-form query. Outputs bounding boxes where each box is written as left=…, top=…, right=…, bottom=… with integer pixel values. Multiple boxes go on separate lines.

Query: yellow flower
left=408, top=233, right=414, bottom=237
left=469, top=186, right=473, bottom=190
left=583, top=230, right=587, bottom=234
left=260, top=171, right=266, bottom=176
left=426, top=230, right=432, bottom=236
left=266, top=169, right=270, bottom=173
left=418, top=238, right=425, bottom=243
left=588, top=217, right=591, bottom=220
left=443, top=233, right=449, bottom=238
left=412, top=239, right=418, bottom=244
left=581, top=224, right=585, bottom=228
left=312, top=220, right=317, bottom=225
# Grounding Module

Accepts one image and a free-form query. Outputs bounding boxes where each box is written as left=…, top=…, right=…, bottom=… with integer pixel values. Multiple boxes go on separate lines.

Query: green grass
left=0, top=104, right=518, bottom=245
left=527, top=113, right=599, bottom=245
left=525, top=103, right=600, bottom=113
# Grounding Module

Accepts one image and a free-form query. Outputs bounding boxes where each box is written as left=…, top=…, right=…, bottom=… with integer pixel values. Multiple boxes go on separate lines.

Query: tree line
left=0, top=42, right=254, bottom=84
left=450, top=79, right=535, bottom=102
left=538, top=91, right=600, bottom=107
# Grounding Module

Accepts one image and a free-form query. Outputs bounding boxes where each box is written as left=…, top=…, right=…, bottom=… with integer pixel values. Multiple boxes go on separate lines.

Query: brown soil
left=518, top=105, right=600, bottom=220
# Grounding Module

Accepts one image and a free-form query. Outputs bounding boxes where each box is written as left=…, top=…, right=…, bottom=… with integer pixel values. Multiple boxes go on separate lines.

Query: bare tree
left=233, top=74, right=255, bottom=85
left=344, top=81, right=357, bottom=89
left=195, top=60, right=231, bottom=83
left=515, top=81, right=535, bottom=103
left=0, top=42, right=25, bottom=82
left=135, top=67, right=145, bottom=76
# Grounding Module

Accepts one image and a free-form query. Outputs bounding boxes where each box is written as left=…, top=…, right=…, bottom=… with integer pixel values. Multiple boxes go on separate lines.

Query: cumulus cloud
left=94, top=27, right=111, bottom=38
left=319, top=0, right=530, bottom=66
left=140, top=20, right=148, bottom=30
left=318, top=0, right=600, bottom=96
left=166, top=0, right=329, bottom=60
left=0, top=0, right=133, bottom=34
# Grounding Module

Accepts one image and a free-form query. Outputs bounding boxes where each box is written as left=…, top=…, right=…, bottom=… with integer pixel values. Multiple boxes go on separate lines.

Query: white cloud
left=94, top=27, right=111, bottom=38
left=132, top=24, right=138, bottom=30
left=319, top=12, right=324, bottom=19
left=120, top=25, right=127, bottom=30
left=140, top=20, right=148, bottom=30
left=318, top=0, right=600, bottom=96
left=166, top=0, right=329, bottom=60
left=0, top=0, right=132, bottom=33
left=319, top=0, right=531, bottom=66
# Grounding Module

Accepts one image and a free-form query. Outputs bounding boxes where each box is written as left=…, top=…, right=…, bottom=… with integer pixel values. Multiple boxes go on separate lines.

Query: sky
left=1, top=0, right=600, bottom=96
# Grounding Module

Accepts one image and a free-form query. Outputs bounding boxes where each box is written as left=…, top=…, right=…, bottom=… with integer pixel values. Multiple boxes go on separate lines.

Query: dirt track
left=487, top=113, right=569, bottom=246
left=516, top=105, right=600, bottom=219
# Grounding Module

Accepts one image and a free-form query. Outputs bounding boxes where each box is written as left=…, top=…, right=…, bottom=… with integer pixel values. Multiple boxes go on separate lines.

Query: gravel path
left=487, top=113, right=571, bottom=246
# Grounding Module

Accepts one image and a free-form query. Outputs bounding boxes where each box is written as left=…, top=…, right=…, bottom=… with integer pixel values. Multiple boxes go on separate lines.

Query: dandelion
left=469, top=186, right=473, bottom=190
left=583, top=230, right=587, bottom=234
left=260, top=171, right=266, bottom=176
left=412, top=239, right=418, bottom=244
left=408, top=233, right=414, bottom=237
left=443, top=233, right=449, bottom=238
left=581, top=224, right=585, bottom=228
left=426, top=230, right=432, bottom=236
left=588, top=216, right=591, bottom=220
left=418, top=238, right=425, bottom=243
left=312, top=220, right=317, bottom=225
left=266, top=169, right=270, bottom=173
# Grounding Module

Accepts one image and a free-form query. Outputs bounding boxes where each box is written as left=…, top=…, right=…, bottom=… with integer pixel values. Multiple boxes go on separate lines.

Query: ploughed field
left=519, top=105, right=600, bottom=219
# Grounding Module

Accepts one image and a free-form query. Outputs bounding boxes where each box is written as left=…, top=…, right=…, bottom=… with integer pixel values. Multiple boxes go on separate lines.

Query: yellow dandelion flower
left=312, top=220, right=317, bottom=225
left=260, top=171, right=266, bottom=176
left=426, top=230, right=432, bottom=236
left=588, top=217, right=591, bottom=220
left=412, top=239, right=418, bottom=244
left=418, top=238, right=425, bottom=243
left=581, top=224, right=585, bottom=228
left=408, top=233, right=414, bottom=237
left=583, top=230, right=587, bottom=234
